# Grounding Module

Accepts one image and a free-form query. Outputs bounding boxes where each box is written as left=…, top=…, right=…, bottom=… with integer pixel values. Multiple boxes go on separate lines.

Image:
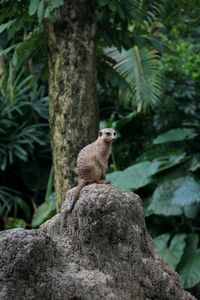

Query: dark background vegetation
left=0, top=0, right=200, bottom=298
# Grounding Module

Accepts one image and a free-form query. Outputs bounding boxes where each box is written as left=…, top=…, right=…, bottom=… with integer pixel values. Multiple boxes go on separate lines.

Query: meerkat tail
left=68, top=179, right=87, bottom=213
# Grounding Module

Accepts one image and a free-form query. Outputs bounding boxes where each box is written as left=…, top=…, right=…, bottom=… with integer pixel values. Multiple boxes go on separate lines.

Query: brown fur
left=69, top=128, right=116, bottom=212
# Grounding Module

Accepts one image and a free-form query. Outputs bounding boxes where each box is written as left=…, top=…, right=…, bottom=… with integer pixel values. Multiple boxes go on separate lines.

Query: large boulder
left=0, top=184, right=196, bottom=300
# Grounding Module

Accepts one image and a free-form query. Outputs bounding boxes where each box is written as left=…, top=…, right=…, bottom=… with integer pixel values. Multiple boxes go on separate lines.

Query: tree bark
left=46, top=0, right=99, bottom=210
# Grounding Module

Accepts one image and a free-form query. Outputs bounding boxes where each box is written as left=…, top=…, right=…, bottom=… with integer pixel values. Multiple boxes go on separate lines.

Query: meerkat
left=68, top=128, right=116, bottom=212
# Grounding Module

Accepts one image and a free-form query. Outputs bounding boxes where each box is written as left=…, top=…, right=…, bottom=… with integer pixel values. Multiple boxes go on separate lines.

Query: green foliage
left=107, top=150, right=187, bottom=192
left=105, top=17, right=200, bottom=288
left=106, top=46, right=164, bottom=113
left=29, top=0, right=64, bottom=21
left=153, top=233, right=186, bottom=269
left=5, top=217, right=26, bottom=229
left=0, top=60, right=51, bottom=228
left=0, top=64, right=48, bottom=170
left=147, top=178, right=184, bottom=216
left=0, top=19, right=16, bottom=34
left=95, top=0, right=166, bottom=50
left=31, top=166, right=56, bottom=227
left=172, top=176, right=200, bottom=206
left=0, top=187, right=31, bottom=221
left=178, top=234, right=200, bottom=289
left=153, top=128, right=197, bottom=144
left=1, top=0, right=200, bottom=297
left=154, top=233, right=200, bottom=289
left=31, top=193, right=56, bottom=227
left=107, top=160, right=161, bottom=191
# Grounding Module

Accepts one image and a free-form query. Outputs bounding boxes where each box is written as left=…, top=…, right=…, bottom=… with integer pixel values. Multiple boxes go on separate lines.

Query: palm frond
left=106, top=45, right=164, bottom=113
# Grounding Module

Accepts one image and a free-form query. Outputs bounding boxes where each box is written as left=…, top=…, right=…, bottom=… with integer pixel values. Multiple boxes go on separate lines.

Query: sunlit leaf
left=31, top=193, right=56, bottom=228
left=172, top=176, right=200, bottom=206
left=29, top=0, right=40, bottom=15
left=153, top=128, right=197, bottom=144
left=107, top=160, right=162, bottom=191
left=4, top=217, right=26, bottom=229
left=148, top=178, right=184, bottom=216
left=153, top=233, right=186, bottom=269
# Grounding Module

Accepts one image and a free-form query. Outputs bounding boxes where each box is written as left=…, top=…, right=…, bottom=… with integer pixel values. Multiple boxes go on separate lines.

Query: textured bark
left=0, top=186, right=196, bottom=300
left=46, top=0, right=98, bottom=209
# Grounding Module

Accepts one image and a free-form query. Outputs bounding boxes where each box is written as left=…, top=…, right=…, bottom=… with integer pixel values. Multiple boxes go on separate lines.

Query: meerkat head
left=98, top=128, right=116, bottom=143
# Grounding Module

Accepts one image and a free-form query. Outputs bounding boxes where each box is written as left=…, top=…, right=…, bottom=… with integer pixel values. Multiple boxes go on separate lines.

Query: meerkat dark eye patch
left=106, top=132, right=111, bottom=136
left=114, top=132, right=116, bottom=136
left=99, top=131, right=102, bottom=137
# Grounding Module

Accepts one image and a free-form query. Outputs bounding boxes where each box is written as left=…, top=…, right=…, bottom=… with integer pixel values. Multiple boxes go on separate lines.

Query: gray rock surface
left=0, top=184, right=196, bottom=300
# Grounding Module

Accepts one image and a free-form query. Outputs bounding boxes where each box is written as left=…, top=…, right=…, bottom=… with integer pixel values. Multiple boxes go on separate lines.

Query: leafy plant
left=153, top=233, right=186, bottom=269
left=153, top=128, right=197, bottom=144
left=105, top=46, right=164, bottom=113
left=0, top=186, right=31, bottom=226
left=31, top=166, right=56, bottom=228
left=0, top=60, right=51, bottom=229
left=0, top=64, right=48, bottom=171
left=107, top=110, right=200, bottom=291
left=29, top=0, right=64, bottom=21
left=178, top=234, right=200, bottom=289
left=153, top=233, right=200, bottom=289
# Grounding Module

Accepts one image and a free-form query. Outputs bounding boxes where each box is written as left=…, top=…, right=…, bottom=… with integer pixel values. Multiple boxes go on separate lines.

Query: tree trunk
left=46, top=0, right=99, bottom=210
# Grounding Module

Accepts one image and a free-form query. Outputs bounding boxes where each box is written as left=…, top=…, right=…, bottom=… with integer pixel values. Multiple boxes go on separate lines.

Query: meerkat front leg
left=95, top=159, right=110, bottom=184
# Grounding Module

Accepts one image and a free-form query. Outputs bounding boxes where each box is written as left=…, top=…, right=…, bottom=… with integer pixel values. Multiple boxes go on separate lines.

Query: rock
left=0, top=184, right=196, bottom=300
left=0, top=229, right=59, bottom=300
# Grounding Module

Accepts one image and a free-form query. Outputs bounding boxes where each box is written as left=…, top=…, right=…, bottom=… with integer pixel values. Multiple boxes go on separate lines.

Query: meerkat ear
left=99, top=131, right=102, bottom=137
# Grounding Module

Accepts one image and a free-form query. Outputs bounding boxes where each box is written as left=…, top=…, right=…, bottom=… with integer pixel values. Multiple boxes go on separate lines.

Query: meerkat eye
left=113, top=132, right=116, bottom=136
left=106, top=132, right=111, bottom=136
left=99, top=131, right=102, bottom=137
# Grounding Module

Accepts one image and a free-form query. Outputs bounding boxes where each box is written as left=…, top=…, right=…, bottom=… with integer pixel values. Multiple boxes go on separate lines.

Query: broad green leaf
left=179, top=234, right=199, bottom=263
left=97, top=0, right=109, bottom=7
left=107, top=160, right=162, bottom=191
left=5, top=217, right=26, bottom=229
left=148, top=178, right=184, bottom=216
left=44, top=7, right=50, bottom=18
left=114, top=112, right=138, bottom=129
left=153, top=128, right=197, bottom=144
left=189, top=155, right=200, bottom=172
left=37, top=0, right=44, bottom=20
left=0, top=19, right=16, bottom=34
left=172, top=176, right=200, bottom=206
left=47, top=0, right=64, bottom=13
left=31, top=193, right=56, bottom=228
left=29, top=0, right=40, bottom=15
left=157, top=151, right=186, bottom=172
left=143, top=197, right=154, bottom=217
left=153, top=233, right=186, bottom=269
left=31, top=202, right=56, bottom=228
left=183, top=204, right=199, bottom=219
left=179, top=251, right=200, bottom=288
